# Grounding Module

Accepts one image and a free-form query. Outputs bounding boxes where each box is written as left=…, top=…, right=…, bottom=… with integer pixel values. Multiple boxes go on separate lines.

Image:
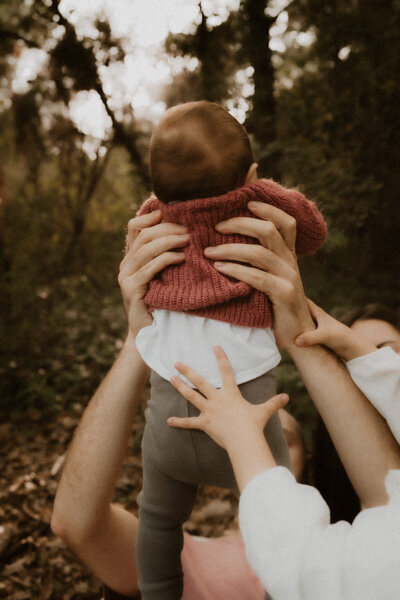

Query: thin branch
left=0, top=29, right=40, bottom=48
left=49, top=0, right=149, bottom=183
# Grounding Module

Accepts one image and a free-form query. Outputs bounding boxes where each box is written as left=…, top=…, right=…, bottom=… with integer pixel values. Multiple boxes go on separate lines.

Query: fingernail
left=174, top=362, right=183, bottom=369
left=167, top=417, right=174, bottom=424
left=214, top=262, right=226, bottom=269
left=170, top=376, right=177, bottom=384
left=204, top=246, right=216, bottom=254
left=215, top=222, right=227, bottom=230
left=281, top=394, right=289, bottom=403
left=248, top=201, right=262, bottom=209
left=295, top=338, right=305, bottom=346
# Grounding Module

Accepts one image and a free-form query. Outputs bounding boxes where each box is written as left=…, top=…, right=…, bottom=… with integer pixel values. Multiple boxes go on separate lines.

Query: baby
left=135, top=101, right=327, bottom=600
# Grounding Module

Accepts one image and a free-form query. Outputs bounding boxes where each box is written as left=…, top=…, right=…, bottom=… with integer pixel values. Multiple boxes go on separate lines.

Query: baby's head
left=150, top=101, right=256, bottom=203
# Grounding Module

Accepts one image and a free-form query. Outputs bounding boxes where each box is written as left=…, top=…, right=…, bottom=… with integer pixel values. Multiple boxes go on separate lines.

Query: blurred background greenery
left=1, top=0, right=399, bottom=429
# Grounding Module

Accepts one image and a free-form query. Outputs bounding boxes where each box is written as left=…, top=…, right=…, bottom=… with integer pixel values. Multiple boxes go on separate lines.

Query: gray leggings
left=136, top=370, right=291, bottom=600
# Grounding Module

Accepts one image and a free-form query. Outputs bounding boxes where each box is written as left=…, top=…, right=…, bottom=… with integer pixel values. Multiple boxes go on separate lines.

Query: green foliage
left=278, top=0, right=400, bottom=307
left=0, top=273, right=127, bottom=417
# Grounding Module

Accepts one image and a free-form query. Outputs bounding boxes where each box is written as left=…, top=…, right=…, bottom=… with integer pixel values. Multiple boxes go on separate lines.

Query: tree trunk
left=241, top=0, right=279, bottom=179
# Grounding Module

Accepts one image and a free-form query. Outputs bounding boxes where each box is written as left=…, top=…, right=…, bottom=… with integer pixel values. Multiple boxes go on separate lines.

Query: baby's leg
left=136, top=371, right=202, bottom=600
left=136, top=428, right=197, bottom=600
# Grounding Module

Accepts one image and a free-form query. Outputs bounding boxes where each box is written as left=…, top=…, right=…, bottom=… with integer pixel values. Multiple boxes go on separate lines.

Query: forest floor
left=0, top=395, right=238, bottom=600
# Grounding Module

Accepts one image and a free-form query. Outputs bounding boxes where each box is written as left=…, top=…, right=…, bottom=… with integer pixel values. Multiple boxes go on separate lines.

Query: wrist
left=280, top=313, right=316, bottom=352
left=120, top=333, right=149, bottom=377
left=124, top=330, right=138, bottom=351
left=225, top=424, right=261, bottom=456
left=338, top=330, right=377, bottom=361
left=226, top=428, right=276, bottom=493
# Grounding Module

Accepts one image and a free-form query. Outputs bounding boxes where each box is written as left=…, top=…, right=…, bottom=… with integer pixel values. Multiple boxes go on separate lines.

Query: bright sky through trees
left=10, top=0, right=312, bottom=141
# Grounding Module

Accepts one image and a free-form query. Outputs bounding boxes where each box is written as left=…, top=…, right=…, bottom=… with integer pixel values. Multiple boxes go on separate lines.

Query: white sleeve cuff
left=346, top=346, right=400, bottom=445
left=346, top=346, right=398, bottom=371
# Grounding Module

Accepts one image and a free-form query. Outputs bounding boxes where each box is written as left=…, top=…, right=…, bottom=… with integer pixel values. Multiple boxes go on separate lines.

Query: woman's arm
left=51, top=210, right=189, bottom=595
left=295, top=299, right=400, bottom=444
left=168, top=349, right=400, bottom=599
left=203, top=202, right=400, bottom=507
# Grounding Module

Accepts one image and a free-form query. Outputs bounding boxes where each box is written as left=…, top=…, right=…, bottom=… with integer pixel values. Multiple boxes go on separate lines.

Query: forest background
left=0, top=1, right=399, bottom=596
left=1, top=0, right=399, bottom=424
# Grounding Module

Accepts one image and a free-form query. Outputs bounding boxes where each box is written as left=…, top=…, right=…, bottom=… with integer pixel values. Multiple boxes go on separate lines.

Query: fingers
left=213, top=261, right=281, bottom=296
left=125, top=214, right=188, bottom=255
left=125, top=210, right=162, bottom=251
left=305, top=297, right=323, bottom=316
left=213, top=346, right=237, bottom=389
left=167, top=416, right=203, bottom=430
left=205, top=243, right=293, bottom=280
left=120, top=233, right=189, bottom=277
left=122, top=251, right=185, bottom=291
left=247, top=202, right=297, bottom=254
left=132, top=222, right=188, bottom=251
left=262, top=393, right=290, bottom=418
left=173, top=362, right=217, bottom=399
left=295, top=329, right=324, bottom=347
left=216, top=214, right=295, bottom=262
left=295, top=299, right=329, bottom=346
left=169, top=374, right=206, bottom=410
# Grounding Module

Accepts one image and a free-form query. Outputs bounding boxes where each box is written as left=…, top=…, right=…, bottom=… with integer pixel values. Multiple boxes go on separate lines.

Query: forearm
left=52, top=335, right=149, bottom=539
left=227, top=430, right=277, bottom=493
left=330, top=329, right=377, bottom=361
left=288, top=342, right=400, bottom=507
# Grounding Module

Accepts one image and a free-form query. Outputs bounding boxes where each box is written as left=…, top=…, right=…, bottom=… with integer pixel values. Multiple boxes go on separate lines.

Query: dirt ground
left=0, top=403, right=238, bottom=599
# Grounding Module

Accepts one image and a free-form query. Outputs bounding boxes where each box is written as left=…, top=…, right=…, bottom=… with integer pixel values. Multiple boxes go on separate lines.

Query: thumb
left=295, top=329, right=324, bottom=347
left=258, top=393, right=289, bottom=422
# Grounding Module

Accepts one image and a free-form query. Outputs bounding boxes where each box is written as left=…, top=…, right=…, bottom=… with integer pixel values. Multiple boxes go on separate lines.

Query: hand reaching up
left=295, top=299, right=377, bottom=361
left=168, top=346, right=289, bottom=491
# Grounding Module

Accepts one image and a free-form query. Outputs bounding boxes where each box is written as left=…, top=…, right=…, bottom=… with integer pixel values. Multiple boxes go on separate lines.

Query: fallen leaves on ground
left=0, top=404, right=238, bottom=599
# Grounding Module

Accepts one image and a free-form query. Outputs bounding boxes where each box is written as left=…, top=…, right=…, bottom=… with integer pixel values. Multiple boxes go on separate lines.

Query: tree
left=0, top=0, right=148, bottom=179
left=240, top=0, right=279, bottom=178
left=164, top=0, right=280, bottom=177
left=277, top=0, right=400, bottom=306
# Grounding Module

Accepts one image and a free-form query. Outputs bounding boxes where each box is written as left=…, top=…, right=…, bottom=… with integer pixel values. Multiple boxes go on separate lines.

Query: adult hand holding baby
left=204, top=201, right=315, bottom=348
left=118, top=208, right=189, bottom=341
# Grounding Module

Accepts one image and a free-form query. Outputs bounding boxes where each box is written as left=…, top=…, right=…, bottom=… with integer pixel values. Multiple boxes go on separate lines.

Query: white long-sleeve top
left=239, top=347, right=400, bottom=600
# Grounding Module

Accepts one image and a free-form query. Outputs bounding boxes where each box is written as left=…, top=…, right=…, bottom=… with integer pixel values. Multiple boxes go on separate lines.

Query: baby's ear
left=244, top=163, right=258, bottom=184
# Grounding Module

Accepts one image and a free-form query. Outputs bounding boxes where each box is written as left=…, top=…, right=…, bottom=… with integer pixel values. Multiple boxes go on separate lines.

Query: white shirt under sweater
left=136, top=309, right=281, bottom=388
left=239, top=347, right=400, bottom=600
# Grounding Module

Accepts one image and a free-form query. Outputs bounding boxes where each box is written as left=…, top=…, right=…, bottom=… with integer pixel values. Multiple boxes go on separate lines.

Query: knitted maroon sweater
left=138, top=179, right=327, bottom=328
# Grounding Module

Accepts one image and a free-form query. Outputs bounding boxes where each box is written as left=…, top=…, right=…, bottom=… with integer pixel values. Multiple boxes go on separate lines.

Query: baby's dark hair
left=150, top=101, right=254, bottom=203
